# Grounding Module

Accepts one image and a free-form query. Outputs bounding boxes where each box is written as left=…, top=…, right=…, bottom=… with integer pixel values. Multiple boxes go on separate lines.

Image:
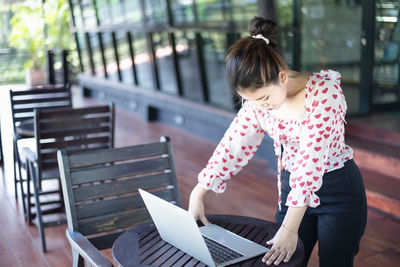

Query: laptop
left=139, top=189, right=269, bottom=267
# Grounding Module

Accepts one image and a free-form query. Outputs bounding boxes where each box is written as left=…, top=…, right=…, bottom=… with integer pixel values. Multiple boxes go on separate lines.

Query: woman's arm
left=262, top=206, right=307, bottom=265
left=188, top=183, right=211, bottom=225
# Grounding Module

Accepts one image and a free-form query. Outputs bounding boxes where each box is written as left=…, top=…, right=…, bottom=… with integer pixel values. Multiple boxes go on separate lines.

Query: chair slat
left=39, top=106, right=111, bottom=119
left=10, top=87, right=69, bottom=96
left=12, top=96, right=71, bottom=105
left=76, top=188, right=176, bottom=220
left=71, top=157, right=171, bottom=185
left=73, top=173, right=173, bottom=202
left=78, top=208, right=151, bottom=236
left=40, top=137, right=111, bottom=149
left=39, top=116, right=111, bottom=130
left=68, top=142, right=168, bottom=168
left=40, top=126, right=111, bottom=139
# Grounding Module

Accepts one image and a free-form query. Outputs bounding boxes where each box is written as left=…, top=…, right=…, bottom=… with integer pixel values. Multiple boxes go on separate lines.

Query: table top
left=112, top=214, right=304, bottom=267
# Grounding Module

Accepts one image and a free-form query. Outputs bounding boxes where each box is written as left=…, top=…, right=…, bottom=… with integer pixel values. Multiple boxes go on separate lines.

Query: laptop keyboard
left=203, top=236, right=244, bottom=264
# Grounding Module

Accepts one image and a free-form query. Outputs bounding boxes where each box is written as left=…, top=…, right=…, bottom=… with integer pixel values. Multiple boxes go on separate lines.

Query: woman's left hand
left=262, top=225, right=298, bottom=265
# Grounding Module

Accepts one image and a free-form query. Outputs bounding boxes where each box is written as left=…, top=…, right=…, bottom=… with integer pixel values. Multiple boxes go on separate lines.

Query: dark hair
left=225, top=17, right=288, bottom=94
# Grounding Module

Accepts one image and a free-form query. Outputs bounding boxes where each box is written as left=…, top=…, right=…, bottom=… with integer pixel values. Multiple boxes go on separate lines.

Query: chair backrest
left=57, top=136, right=181, bottom=250
left=10, top=85, right=72, bottom=137
left=34, top=104, right=115, bottom=180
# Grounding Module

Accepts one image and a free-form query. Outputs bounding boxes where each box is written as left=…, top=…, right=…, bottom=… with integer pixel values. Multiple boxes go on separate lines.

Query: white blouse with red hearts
left=197, top=69, right=353, bottom=209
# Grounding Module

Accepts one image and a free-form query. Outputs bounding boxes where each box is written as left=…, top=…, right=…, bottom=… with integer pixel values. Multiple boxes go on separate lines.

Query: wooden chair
left=57, top=136, right=181, bottom=267
left=10, top=85, right=72, bottom=207
left=21, top=104, right=115, bottom=252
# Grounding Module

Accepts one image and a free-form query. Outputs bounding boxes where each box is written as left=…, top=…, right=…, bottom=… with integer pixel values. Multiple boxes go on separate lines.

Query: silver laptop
left=139, top=189, right=269, bottom=267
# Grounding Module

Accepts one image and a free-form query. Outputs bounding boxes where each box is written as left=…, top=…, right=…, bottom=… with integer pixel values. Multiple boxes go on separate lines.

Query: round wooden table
left=112, top=214, right=304, bottom=267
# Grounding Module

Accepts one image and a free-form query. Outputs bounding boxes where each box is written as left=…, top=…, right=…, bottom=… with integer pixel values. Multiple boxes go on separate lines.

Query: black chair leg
left=26, top=160, right=33, bottom=224
left=30, top=161, right=47, bottom=252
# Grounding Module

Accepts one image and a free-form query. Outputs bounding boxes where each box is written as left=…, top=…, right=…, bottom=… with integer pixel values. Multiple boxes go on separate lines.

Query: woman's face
left=238, top=72, right=288, bottom=110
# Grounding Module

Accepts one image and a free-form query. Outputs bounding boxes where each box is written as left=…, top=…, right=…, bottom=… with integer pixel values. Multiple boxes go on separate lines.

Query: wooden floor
left=0, top=93, right=399, bottom=266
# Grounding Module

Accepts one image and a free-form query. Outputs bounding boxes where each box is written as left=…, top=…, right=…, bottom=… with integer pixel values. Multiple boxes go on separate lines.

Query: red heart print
left=316, top=137, right=322, bottom=143
left=253, top=124, right=258, bottom=129
left=249, top=145, right=253, bottom=150
left=306, top=171, right=313, bottom=176
left=312, top=100, right=319, bottom=107
left=223, top=167, right=228, bottom=171
left=242, top=125, right=248, bottom=129
left=302, top=163, right=307, bottom=167
left=312, top=80, right=316, bottom=85
left=308, top=125, right=314, bottom=130
left=235, top=165, right=241, bottom=168
left=229, top=136, right=233, bottom=141
left=292, top=200, right=298, bottom=205
left=316, top=123, right=323, bottom=128
left=240, top=132, right=245, bottom=136
left=288, top=196, right=293, bottom=201
left=334, top=162, right=339, bottom=167
left=319, top=81, right=325, bottom=86
left=324, top=134, right=330, bottom=139
left=237, top=158, right=243, bottom=162
left=300, top=150, right=305, bottom=155
left=241, top=146, right=246, bottom=150
left=325, top=107, right=331, bottom=112
left=314, top=146, right=322, bottom=152
left=309, top=134, right=315, bottom=138
left=332, top=94, right=338, bottom=99
left=312, top=158, right=319, bottom=163
left=313, top=90, right=319, bottom=96
left=304, top=155, right=310, bottom=160
left=321, top=98, right=328, bottom=104
left=225, top=148, right=229, bottom=153
left=315, top=114, right=321, bottom=119
left=297, top=159, right=303, bottom=164
left=222, top=158, right=227, bottom=163
left=307, top=181, right=312, bottom=186
left=245, top=117, right=250, bottom=121
left=323, top=117, right=329, bottom=122
left=307, top=142, right=313, bottom=147
left=300, top=182, right=305, bottom=187
left=319, top=130, right=324, bottom=135
left=245, top=152, right=250, bottom=156
left=316, top=167, right=322, bottom=172
left=219, top=172, right=225, bottom=177
left=313, top=176, right=319, bottom=181
left=303, top=190, right=307, bottom=195
left=206, top=183, right=210, bottom=186
left=229, top=154, right=234, bottom=159
left=326, top=126, right=332, bottom=132
left=322, top=87, right=328, bottom=94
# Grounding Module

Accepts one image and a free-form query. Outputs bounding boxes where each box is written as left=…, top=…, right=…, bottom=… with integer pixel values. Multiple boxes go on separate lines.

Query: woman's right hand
left=188, top=183, right=211, bottom=225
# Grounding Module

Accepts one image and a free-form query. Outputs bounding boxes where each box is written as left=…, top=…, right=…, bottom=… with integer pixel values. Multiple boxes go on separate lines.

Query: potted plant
left=9, top=0, right=47, bottom=86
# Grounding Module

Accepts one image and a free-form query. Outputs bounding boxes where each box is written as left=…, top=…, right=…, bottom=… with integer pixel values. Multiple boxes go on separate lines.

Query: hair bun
left=248, top=16, right=278, bottom=48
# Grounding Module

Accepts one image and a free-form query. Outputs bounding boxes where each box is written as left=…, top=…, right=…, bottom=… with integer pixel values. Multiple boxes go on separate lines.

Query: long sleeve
left=198, top=103, right=267, bottom=193
left=286, top=72, right=346, bottom=208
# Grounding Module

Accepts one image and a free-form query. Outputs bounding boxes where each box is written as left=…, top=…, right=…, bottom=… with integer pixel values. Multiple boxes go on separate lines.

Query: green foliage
left=8, top=0, right=74, bottom=70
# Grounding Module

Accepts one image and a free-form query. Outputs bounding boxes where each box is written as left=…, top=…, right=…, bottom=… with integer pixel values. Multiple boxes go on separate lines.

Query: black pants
left=275, top=159, right=367, bottom=267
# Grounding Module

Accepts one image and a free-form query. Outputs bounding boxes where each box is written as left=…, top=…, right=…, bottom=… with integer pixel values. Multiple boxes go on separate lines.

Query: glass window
left=96, top=0, right=112, bottom=25
left=90, top=33, right=105, bottom=78
left=102, top=32, right=119, bottom=82
left=300, top=0, right=362, bottom=114
left=131, top=32, right=153, bottom=90
left=77, top=33, right=91, bottom=74
left=196, top=0, right=223, bottom=22
left=175, top=31, right=203, bottom=101
left=115, top=31, right=134, bottom=84
left=71, top=0, right=83, bottom=28
left=81, top=0, right=97, bottom=27
left=203, top=31, right=235, bottom=109
left=145, top=0, right=168, bottom=24
left=373, top=0, right=400, bottom=105
left=125, top=0, right=143, bottom=24
left=153, top=32, right=178, bottom=95
left=170, top=0, right=195, bottom=23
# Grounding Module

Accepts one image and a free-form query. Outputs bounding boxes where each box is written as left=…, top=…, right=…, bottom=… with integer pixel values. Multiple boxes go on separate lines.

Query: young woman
left=188, top=17, right=367, bottom=266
